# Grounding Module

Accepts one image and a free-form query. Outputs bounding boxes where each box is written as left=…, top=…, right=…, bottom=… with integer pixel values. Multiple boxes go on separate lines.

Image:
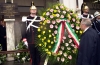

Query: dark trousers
left=1, top=42, right=7, bottom=51
left=28, top=44, right=41, bottom=65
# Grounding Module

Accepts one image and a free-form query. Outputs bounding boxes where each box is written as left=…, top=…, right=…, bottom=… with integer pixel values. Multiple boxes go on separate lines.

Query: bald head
left=80, top=18, right=92, bottom=31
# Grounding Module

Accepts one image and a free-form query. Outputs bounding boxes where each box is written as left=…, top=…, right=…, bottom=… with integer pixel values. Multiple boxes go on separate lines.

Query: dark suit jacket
left=0, top=25, right=7, bottom=51
left=22, top=15, right=40, bottom=44
left=76, top=27, right=100, bottom=65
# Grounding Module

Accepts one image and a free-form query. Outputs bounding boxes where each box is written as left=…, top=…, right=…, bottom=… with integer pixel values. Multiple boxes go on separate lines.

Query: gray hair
left=81, top=18, right=92, bottom=27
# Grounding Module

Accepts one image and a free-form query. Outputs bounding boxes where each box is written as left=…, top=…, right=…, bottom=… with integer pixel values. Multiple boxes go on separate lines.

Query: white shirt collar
left=83, top=27, right=89, bottom=33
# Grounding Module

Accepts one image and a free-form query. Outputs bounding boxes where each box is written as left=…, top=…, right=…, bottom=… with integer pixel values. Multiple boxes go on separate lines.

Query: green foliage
left=14, top=42, right=30, bottom=63
left=0, top=44, right=6, bottom=64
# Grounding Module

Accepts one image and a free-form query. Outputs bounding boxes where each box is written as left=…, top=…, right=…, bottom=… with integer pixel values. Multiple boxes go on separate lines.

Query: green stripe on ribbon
left=65, top=22, right=79, bottom=47
left=52, top=23, right=62, bottom=53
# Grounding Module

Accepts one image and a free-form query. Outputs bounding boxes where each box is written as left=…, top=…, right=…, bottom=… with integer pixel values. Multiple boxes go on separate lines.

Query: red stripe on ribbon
left=56, top=21, right=65, bottom=53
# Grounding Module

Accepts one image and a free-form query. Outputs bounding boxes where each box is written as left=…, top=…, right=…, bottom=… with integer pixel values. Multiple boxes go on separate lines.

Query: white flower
left=69, top=39, right=72, bottom=43
left=60, top=5, right=64, bottom=9
left=68, top=55, right=72, bottom=60
left=63, top=53, right=67, bottom=57
left=52, top=21, right=56, bottom=24
left=57, top=57, right=60, bottom=61
left=68, top=35, right=71, bottom=38
left=71, top=44, right=74, bottom=47
left=60, top=15, right=64, bottom=18
left=46, top=12, right=50, bottom=16
left=61, top=57, right=65, bottom=62
left=61, top=46, right=64, bottom=50
left=67, top=47, right=71, bottom=50
left=17, top=53, right=20, bottom=56
left=72, top=18, right=75, bottom=22
left=71, top=24, right=74, bottom=28
left=63, top=36, right=66, bottom=40
left=54, top=30, right=57, bottom=34
left=50, top=9, right=53, bottom=12
left=59, top=50, right=63, bottom=55
left=65, top=43, right=69, bottom=46
left=50, top=15, right=54, bottom=18
left=56, top=19, right=61, bottom=23
left=55, top=25, right=58, bottom=29
left=56, top=6, right=59, bottom=9
left=63, top=11, right=66, bottom=14
left=22, top=57, right=26, bottom=61
left=76, top=26, right=80, bottom=30
left=62, top=40, right=65, bottom=43
left=56, top=14, right=60, bottom=17
left=28, top=58, right=30, bottom=61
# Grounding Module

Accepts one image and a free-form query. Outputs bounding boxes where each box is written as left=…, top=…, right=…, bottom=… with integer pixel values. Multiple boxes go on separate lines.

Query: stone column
left=77, top=0, right=83, bottom=14
left=59, top=0, right=77, bottom=11
left=4, top=19, right=15, bottom=61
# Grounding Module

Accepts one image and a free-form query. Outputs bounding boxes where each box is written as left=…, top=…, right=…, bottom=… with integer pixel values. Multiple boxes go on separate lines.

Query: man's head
left=0, top=20, right=6, bottom=27
left=30, top=1, right=37, bottom=14
left=80, top=18, right=92, bottom=31
left=82, top=6, right=89, bottom=15
left=94, top=11, right=100, bottom=23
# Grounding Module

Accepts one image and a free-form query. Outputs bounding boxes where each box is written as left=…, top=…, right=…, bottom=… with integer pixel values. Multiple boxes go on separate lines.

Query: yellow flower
left=49, top=35, right=52, bottom=37
left=44, top=27, right=46, bottom=30
left=41, top=26, right=43, bottom=28
left=45, top=49, right=48, bottom=51
left=47, top=52, right=51, bottom=55
left=54, top=37, right=56, bottom=39
left=47, top=8, right=50, bottom=11
left=51, top=41, right=54, bottom=44
left=53, top=14, right=56, bottom=17
left=49, top=30, right=51, bottom=33
left=44, top=42, right=47, bottom=47
left=42, top=39, right=44, bottom=42
left=43, top=12, right=46, bottom=16
left=44, top=37, right=46, bottom=39
left=38, top=28, right=41, bottom=32
left=48, top=40, right=50, bottom=43
left=43, top=31, right=45, bottom=34
left=48, top=46, right=51, bottom=48
left=39, top=44, right=42, bottom=46
left=40, top=22, right=42, bottom=24
left=76, top=31, right=78, bottom=33
left=38, top=35, right=41, bottom=38
left=43, top=22, right=46, bottom=25
left=54, top=10, right=57, bottom=13
left=80, top=31, right=83, bottom=34
left=67, top=14, right=71, bottom=20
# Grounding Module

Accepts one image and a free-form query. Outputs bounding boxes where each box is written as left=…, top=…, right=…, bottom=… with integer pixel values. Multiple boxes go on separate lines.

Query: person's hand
left=4, top=36, right=6, bottom=38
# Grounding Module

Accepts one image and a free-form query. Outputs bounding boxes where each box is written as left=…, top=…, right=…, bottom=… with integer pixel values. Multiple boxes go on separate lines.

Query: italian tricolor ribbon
left=52, top=19, right=79, bottom=54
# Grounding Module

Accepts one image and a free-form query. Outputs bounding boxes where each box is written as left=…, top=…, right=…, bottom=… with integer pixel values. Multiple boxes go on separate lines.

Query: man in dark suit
left=0, top=19, right=7, bottom=51
left=76, top=18, right=100, bottom=65
left=22, top=2, right=41, bottom=65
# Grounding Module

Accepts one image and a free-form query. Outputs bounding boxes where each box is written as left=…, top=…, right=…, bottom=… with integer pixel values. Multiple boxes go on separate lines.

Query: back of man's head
left=81, top=18, right=92, bottom=27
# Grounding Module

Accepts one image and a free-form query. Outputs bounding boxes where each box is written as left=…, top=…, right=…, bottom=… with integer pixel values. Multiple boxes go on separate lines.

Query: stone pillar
left=59, top=0, right=77, bottom=11
left=4, top=19, right=15, bottom=61
left=76, top=0, right=83, bottom=15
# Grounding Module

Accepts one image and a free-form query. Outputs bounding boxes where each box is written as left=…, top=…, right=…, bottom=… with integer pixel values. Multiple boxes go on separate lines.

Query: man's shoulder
left=27, top=16, right=40, bottom=20
left=86, top=27, right=98, bottom=36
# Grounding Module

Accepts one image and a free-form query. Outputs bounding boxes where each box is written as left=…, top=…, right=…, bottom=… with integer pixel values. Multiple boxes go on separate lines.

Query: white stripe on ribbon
left=65, top=22, right=79, bottom=47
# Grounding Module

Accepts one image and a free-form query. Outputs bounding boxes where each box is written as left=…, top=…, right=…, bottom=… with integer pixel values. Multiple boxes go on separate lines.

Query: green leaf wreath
left=37, top=3, right=82, bottom=65
left=0, top=44, right=6, bottom=64
left=14, top=42, right=30, bottom=63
